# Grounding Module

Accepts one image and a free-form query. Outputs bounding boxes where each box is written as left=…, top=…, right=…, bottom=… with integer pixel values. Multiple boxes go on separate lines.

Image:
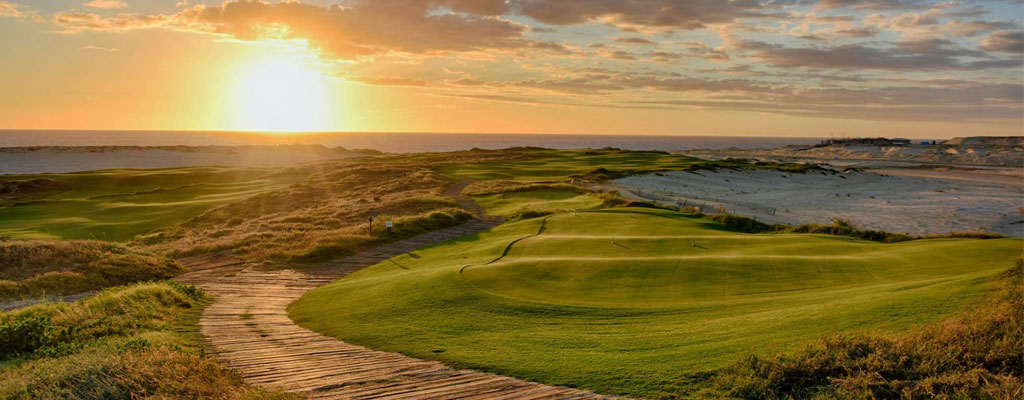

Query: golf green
left=290, top=207, right=1022, bottom=398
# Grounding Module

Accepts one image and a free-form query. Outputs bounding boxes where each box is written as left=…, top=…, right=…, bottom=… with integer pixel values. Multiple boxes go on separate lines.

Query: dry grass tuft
left=461, top=180, right=588, bottom=196
left=0, top=282, right=295, bottom=399
left=136, top=150, right=538, bottom=263
left=0, top=241, right=183, bottom=300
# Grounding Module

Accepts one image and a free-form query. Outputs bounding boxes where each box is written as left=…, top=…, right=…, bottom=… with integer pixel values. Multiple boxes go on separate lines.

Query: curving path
left=176, top=182, right=615, bottom=399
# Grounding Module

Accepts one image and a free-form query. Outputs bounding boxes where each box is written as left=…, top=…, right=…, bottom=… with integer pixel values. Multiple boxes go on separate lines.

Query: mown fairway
left=291, top=207, right=1022, bottom=398
left=472, top=189, right=605, bottom=217
left=0, top=167, right=302, bottom=241
left=437, top=148, right=816, bottom=182
left=437, top=149, right=699, bottom=181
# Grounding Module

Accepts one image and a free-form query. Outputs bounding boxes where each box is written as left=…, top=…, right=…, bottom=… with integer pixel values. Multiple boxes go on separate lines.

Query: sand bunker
left=613, top=168, right=1023, bottom=236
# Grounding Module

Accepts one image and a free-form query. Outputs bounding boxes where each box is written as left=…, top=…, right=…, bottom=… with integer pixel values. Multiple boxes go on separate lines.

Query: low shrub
left=285, top=209, right=473, bottom=263
left=925, top=231, right=1005, bottom=240
left=509, top=210, right=554, bottom=221
left=705, top=214, right=1000, bottom=243
left=0, top=313, right=53, bottom=357
left=596, top=191, right=631, bottom=208
left=623, top=200, right=679, bottom=211
left=0, top=282, right=294, bottom=400
left=462, top=181, right=588, bottom=196
left=0, top=241, right=184, bottom=300
left=389, top=209, right=474, bottom=236
left=706, top=213, right=784, bottom=233
left=0, top=282, right=202, bottom=360
left=0, top=347, right=296, bottom=400
left=789, top=219, right=916, bottom=243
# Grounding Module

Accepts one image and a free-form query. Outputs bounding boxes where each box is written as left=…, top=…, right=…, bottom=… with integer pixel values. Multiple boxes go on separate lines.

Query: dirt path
left=176, top=183, right=613, bottom=399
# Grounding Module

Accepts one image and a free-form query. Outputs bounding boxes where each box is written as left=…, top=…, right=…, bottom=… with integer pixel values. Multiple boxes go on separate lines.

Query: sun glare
left=234, top=59, right=332, bottom=132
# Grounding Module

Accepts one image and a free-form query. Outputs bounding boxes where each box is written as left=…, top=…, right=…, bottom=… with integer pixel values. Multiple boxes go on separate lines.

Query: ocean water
left=0, top=130, right=819, bottom=152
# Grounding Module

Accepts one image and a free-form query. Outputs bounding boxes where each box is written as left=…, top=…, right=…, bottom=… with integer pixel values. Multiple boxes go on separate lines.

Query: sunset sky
left=1, top=0, right=1021, bottom=138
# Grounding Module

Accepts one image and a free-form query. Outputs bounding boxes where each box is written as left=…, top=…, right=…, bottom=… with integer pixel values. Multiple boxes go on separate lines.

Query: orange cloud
left=52, top=11, right=167, bottom=32
left=0, top=1, right=38, bottom=20
left=84, top=0, right=128, bottom=10
left=52, top=0, right=563, bottom=60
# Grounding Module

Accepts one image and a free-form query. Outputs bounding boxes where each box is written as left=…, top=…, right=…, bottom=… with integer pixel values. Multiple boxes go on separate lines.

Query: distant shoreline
left=0, top=131, right=826, bottom=152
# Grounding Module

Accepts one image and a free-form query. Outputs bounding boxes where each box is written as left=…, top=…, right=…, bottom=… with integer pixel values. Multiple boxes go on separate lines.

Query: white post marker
left=386, top=220, right=393, bottom=234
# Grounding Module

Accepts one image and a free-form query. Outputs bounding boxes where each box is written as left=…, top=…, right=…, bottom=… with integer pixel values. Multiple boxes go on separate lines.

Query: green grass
left=0, top=167, right=303, bottom=242
left=136, top=162, right=473, bottom=263
left=437, top=149, right=712, bottom=181
left=290, top=208, right=1023, bottom=398
left=472, top=190, right=606, bottom=218
left=437, top=148, right=820, bottom=182
left=0, top=240, right=183, bottom=300
left=711, top=263, right=1023, bottom=399
left=0, top=282, right=295, bottom=399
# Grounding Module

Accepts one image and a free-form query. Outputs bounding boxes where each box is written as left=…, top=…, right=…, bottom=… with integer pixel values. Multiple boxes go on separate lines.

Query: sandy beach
left=613, top=167, right=1023, bottom=236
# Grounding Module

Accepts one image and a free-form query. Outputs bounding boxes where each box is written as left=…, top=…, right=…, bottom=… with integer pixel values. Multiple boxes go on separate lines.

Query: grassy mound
left=0, top=179, right=68, bottom=206
left=0, top=283, right=292, bottom=399
left=0, top=241, right=184, bottom=300
left=138, top=162, right=473, bottom=262
left=439, top=148, right=824, bottom=182
left=0, top=167, right=302, bottom=241
left=472, top=190, right=605, bottom=218
left=460, top=180, right=589, bottom=196
left=712, top=261, right=1023, bottom=399
left=290, top=208, right=1022, bottom=398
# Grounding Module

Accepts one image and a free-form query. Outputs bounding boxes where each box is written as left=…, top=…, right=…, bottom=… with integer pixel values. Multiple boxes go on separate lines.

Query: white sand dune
left=613, top=168, right=1023, bottom=237
left=683, top=136, right=1023, bottom=168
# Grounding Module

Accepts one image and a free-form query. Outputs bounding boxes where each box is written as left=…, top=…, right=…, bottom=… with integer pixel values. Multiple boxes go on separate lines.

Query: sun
left=233, top=59, right=332, bottom=132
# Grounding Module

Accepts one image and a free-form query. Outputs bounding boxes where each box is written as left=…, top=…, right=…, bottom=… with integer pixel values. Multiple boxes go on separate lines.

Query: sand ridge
left=613, top=168, right=1023, bottom=236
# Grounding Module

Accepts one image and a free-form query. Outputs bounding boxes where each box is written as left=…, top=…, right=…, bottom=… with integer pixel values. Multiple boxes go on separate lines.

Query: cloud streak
left=31, top=0, right=1024, bottom=124
left=84, top=0, right=128, bottom=10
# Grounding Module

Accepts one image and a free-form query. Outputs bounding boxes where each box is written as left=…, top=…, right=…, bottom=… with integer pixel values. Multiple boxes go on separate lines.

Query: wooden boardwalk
left=177, top=183, right=614, bottom=399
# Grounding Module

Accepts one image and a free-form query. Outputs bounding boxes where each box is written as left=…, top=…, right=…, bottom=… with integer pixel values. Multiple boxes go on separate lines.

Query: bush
left=0, top=241, right=184, bottom=300
left=391, top=209, right=474, bottom=235
left=0, top=313, right=54, bottom=357
left=0, top=283, right=202, bottom=361
left=790, top=219, right=915, bottom=243
left=704, top=214, right=998, bottom=244
left=0, top=282, right=294, bottom=399
left=462, top=181, right=588, bottom=196
left=285, top=209, right=474, bottom=263
left=596, top=191, right=631, bottom=208
left=623, top=200, right=679, bottom=211
left=706, top=214, right=783, bottom=233
left=509, top=210, right=554, bottom=221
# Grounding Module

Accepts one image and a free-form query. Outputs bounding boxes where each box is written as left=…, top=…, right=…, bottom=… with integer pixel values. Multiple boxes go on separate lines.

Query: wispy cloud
left=0, top=1, right=39, bottom=20
left=82, top=45, right=118, bottom=51
left=84, top=0, right=127, bottom=10
left=26, top=0, right=1024, bottom=123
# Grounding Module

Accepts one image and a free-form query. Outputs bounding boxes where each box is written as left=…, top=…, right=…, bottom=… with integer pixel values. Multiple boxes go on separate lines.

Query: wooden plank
left=174, top=185, right=617, bottom=400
